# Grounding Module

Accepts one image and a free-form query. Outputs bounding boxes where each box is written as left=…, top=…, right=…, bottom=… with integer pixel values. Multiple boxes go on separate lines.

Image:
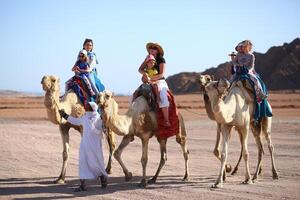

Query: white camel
left=97, top=90, right=189, bottom=187
left=200, top=76, right=278, bottom=188
left=200, top=75, right=251, bottom=176
left=41, top=75, right=115, bottom=183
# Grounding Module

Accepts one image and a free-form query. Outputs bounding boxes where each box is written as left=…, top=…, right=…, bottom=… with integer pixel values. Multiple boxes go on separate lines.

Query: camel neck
left=210, top=90, right=236, bottom=124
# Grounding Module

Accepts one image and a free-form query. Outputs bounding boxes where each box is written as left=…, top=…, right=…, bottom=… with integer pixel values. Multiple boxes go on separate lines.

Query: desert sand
left=0, top=92, right=300, bottom=200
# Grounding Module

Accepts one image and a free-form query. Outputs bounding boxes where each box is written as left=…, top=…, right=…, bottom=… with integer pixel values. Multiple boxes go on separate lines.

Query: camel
left=96, top=90, right=189, bottom=187
left=41, top=75, right=115, bottom=184
left=199, top=75, right=245, bottom=176
left=200, top=76, right=278, bottom=188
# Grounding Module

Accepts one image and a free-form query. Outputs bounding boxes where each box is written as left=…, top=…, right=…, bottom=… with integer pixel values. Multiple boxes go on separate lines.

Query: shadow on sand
left=0, top=175, right=216, bottom=199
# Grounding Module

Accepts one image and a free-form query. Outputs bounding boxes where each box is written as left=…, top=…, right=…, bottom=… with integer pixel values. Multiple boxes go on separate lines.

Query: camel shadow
left=0, top=176, right=139, bottom=199
left=0, top=175, right=217, bottom=199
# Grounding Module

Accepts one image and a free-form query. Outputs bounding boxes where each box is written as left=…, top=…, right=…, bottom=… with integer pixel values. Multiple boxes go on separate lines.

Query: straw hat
left=146, top=42, right=164, bottom=56
left=235, top=42, right=244, bottom=51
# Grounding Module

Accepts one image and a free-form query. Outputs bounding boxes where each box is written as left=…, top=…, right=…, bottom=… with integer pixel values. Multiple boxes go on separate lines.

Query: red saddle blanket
left=156, top=90, right=179, bottom=139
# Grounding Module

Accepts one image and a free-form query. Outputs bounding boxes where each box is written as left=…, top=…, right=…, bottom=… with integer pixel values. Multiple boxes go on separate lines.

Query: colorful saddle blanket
left=66, top=70, right=105, bottom=106
left=234, top=66, right=272, bottom=122
left=136, top=83, right=179, bottom=139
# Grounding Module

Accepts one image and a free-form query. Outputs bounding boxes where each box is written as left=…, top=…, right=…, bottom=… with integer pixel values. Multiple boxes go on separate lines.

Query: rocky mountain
left=166, top=38, right=300, bottom=94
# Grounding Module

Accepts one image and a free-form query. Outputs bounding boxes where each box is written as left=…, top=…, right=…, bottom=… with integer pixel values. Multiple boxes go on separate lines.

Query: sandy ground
left=0, top=93, right=300, bottom=200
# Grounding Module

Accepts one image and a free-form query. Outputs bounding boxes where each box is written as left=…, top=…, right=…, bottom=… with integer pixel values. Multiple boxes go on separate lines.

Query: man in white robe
left=59, top=102, right=107, bottom=191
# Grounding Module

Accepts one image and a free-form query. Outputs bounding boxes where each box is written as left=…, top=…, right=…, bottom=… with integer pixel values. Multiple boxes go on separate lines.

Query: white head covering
left=79, top=49, right=88, bottom=56
left=88, top=102, right=98, bottom=112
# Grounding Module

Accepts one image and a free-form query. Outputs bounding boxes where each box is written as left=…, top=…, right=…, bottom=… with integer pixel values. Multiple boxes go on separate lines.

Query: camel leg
left=262, top=117, right=279, bottom=179
left=54, top=125, right=70, bottom=184
left=105, top=128, right=116, bottom=174
left=240, top=125, right=253, bottom=184
left=212, top=125, right=231, bottom=188
left=113, top=134, right=134, bottom=181
left=213, top=123, right=221, bottom=159
left=231, top=130, right=243, bottom=175
left=176, top=114, right=189, bottom=181
left=148, top=138, right=167, bottom=184
left=139, top=137, right=150, bottom=188
left=176, top=135, right=189, bottom=181
left=251, top=122, right=264, bottom=182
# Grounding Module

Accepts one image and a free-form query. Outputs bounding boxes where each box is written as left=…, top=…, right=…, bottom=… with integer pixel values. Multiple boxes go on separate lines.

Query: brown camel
left=97, top=90, right=189, bottom=187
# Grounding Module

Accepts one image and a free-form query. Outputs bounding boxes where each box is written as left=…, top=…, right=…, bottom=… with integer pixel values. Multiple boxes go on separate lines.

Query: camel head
left=96, top=90, right=118, bottom=116
left=199, top=74, right=214, bottom=89
left=204, top=78, right=230, bottom=100
left=41, top=75, right=60, bottom=93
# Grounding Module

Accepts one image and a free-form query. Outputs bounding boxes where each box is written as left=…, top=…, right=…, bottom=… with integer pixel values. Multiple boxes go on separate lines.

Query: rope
left=178, top=104, right=203, bottom=116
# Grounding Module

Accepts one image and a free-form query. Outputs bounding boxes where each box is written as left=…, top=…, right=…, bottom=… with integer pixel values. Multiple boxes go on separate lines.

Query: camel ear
left=50, top=76, right=59, bottom=83
left=104, top=90, right=113, bottom=99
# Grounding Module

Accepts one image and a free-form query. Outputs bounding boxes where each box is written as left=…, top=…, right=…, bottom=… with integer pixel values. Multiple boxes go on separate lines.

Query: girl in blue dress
left=82, top=38, right=105, bottom=94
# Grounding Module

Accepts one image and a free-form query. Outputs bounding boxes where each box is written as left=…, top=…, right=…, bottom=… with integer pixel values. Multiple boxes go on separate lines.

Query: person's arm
left=72, top=65, right=80, bottom=72
left=231, top=55, right=239, bottom=66
left=150, top=62, right=165, bottom=81
left=94, top=117, right=103, bottom=131
left=67, top=116, right=83, bottom=126
left=249, top=54, right=255, bottom=70
left=138, top=59, right=147, bottom=75
left=78, top=63, right=92, bottom=73
left=78, top=67, right=91, bottom=73
left=59, top=109, right=82, bottom=126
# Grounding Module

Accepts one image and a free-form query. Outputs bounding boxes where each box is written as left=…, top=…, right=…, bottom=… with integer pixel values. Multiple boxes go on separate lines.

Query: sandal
left=100, top=175, right=108, bottom=188
left=164, top=121, right=171, bottom=127
left=74, top=185, right=87, bottom=192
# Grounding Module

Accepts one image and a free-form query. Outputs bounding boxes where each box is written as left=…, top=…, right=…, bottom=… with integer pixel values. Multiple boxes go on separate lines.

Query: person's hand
left=142, top=74, right=150, bottom=83
left=59, top=109, right=69, bottom=120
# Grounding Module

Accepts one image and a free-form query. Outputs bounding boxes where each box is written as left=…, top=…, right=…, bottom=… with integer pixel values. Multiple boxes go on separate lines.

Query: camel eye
left=51, top=79, right=56, bottom=82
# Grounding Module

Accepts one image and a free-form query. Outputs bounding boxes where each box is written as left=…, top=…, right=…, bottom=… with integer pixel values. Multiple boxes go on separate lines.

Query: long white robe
left=67, top=111, right=107, bottom=179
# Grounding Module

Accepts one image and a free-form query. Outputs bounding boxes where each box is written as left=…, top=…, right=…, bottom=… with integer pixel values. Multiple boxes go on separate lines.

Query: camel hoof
left=54, top=178, right=65, bottom=184
left=225, top=164, right=232, bottom=173
left=147, top=177, right=157, bottom=185
left=252, top=176, right=258, bottom=183
left=139, top=179, right=147, bottom=188
left=273, top=172, right=279, bottom=180
left=211, top=183, right=223, bottom=188
left=231, top=167, right=238, bottom=175
left=182, top=175, right=189, bottom=181
left=242, top=179, right=253, bottom=185
left=125, top=172, right=133, bottom=182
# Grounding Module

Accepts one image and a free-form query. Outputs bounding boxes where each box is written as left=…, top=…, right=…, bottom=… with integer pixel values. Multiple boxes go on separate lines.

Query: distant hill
left=166, top=38, right=300, bottom=94
left=0, top=89, right=42, bottom=96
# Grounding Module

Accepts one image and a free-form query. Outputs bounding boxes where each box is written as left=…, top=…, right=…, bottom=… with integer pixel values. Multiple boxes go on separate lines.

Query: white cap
left=88, top=102, right=98, bottom=112
left=79, top=49, right=88, bottom=56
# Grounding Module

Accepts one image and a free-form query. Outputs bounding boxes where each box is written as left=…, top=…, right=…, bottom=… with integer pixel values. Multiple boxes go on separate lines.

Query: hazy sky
left=0, top=0, right=299, bottom=94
